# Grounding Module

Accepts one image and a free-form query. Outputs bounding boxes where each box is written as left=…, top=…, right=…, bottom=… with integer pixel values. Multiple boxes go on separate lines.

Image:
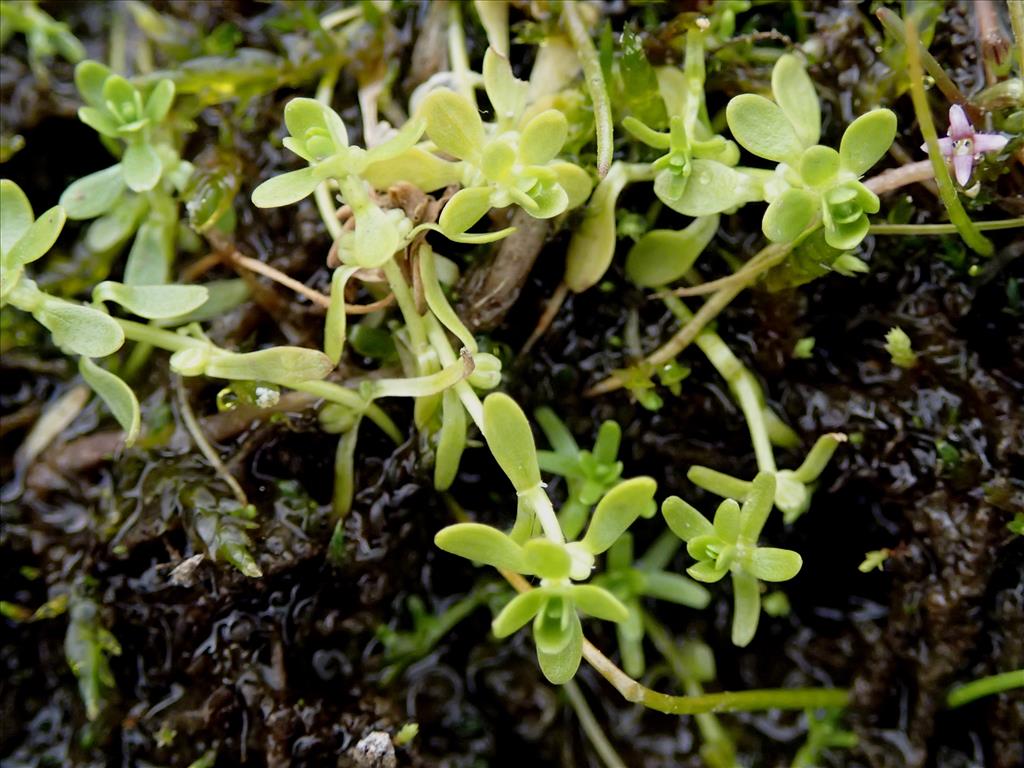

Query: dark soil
left=1, top=2, right=1022, bottom=767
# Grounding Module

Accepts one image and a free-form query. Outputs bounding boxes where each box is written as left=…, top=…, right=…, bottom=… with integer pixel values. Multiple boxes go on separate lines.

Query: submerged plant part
left=662, top=473, right=802, bottom=647
left=926, top=104, right=1009, bottom=187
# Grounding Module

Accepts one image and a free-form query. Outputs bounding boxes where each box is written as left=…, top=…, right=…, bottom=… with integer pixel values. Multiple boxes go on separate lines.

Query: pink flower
left=922, top=104, right=1009, bottom=186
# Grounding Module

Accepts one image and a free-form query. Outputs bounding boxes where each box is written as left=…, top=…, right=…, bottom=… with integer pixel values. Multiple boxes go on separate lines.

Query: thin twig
left=175, top=376, right=248, bottom=506
left=863, top=160, right=934, bottom=195
left=519, top=282, right=569, bottom=356
left=230, top=251, right=331, bottom=308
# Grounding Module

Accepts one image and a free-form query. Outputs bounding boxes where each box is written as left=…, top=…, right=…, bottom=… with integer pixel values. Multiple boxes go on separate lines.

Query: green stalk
left=382, top=259, right=430, bottom=359
left=905, top=14, right=993, bottom=256
left=946, top=669, right=1024, bottom=708
left=562, top=1, right=612, bottom=177
left=876, top=7, right=965, bottom=106
left=870, top=218, right=1024, bottom=235
left=564, top=680, right=628, bottom=768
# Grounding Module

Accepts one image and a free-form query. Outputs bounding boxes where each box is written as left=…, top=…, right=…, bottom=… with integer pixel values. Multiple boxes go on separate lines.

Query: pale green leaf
left=536, top=607, right=582, bottom=684
left=640, top=571, right=711, bottom=608
left=475, top=4, right=510, bottom=58
left=625, top=215, right=719, bottom=287
left=361, top=147, right=463, bottom=192
left=762, top=188, right=818, bottom=243
left=419, top=89, right=485, bottom=162
left=79, top=357, right=140, bottom=445
left=92, top=281, right=208, bottom=319
left=35, top=302, right=125, bottom=357
left=564, top=166, right=630, bottom=292
left=522, top=538, right=571, bottom=580
left=687, top=560, right=729, bottom=583
left=799, top=145, right=840, bottom=188
left=60, top=165, right=125, bottom=220
left=143, top=79, right=175, bottom=123
left=726, top=94, right=803, bottom=163
left=481, top=140, right=516, bottom=181
left=739, top=471, right=776, bottom=543
left=251, top=167, right=320, bottom=208
left=124, top=220, right=173, bottom=285
left=482, top=392, right=541, bottom=492
left=77, top=106, right=120, bottom=137
left=74, top=60, right=111, bottom=107
left=434, top=388, right=467, bottom=491
left=439, top=186, right=494, bottom=236
left=518, top=109, right=568, bottom=166
left=156, top=279, right=249, bottom=327
left=731, top=571, right=761, bottom=647
left=482, top=47, right=526, bottom=126
left=771, top=54, right=820, bottom=147
left=660, top=160, right=761, bottom=217
left=122, top=141, right=162, bottom=192
left=204, top=346, right=333, bottom=386
left=569, top=584, right=629, bottom=622
left=713, top=498, right=741, bottom=542
left=6, top=205, right=65, bottom=267
left=662, top=495, right=713, bottom=542
left=491, top=589, right=546, bottom=638
left=84, top=194, right=146, bottom=253
left=324, top=266, right=360, bottom=364
left=748, top=548, right=803, bottom=582
left=434, top=522, right=526, bottom=572
left=581, top=476, right=656, bottom=555
left=363, top=117, right=426, bottom=168
left=840, top=109, right=897, bottom=176
left=550, top=161, right=593, bottom=210
left=0, top=179, right=33, bottom=259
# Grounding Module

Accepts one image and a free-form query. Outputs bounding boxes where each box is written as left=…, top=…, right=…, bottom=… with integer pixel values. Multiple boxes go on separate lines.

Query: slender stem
left=315, top=68, right=345, bottom=242
left=870, top=217, right=1024, bottom=235
left=876, top=8, right=967, bottom=110
left=231, top=251, right=331, bottom=308
left=174, top=376, right=248, bottom=506
left=292, top=379, right=403, bottom=444
left=946, top=669, right=1024, bottom=708
left=117, top=318, right=205, bottom=352
left=499, top=570, right=849, bottom=714
left=563, top=680, right=628, bottom=768
left=905, top=14, right=994, bottom=256
left=863, top=159, right=934, bottom=195
left=382, top=259, right=430, bottom=358
left=424, top=314, right=484, bottom=429
left=562, top=1, right=612, bottom=178
left=447, top=1, right=475, bottom=106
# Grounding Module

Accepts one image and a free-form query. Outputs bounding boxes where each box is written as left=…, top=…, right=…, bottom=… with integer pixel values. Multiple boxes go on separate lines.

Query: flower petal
left=952, top=154, right=973, bottom=186
left=922, top=137, right=955, bottom=156
left=972, top=132, right=1008, bottom=154
left=948, top=104, right=972, bottom=140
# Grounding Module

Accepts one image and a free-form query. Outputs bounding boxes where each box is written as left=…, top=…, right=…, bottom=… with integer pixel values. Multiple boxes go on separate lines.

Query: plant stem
left=314, top=68, right=345, bottom=242
left=117, top=318, right=205, bottom=352
left=500, top=569, right=849, bottom=714
left=876, top=8, right=967, bottom=110
left=946, top=669, right=1024, bottom=708
left=562, top=1, right=612, bottom=178
left=905, top=13, right=994, bottom=256
left=563, top=680, right=628, bottom=768
left=448, top=1, right=475, bottom=106
left=174, top=376, right=248, bottom=506
left=870, top=217, right=1024, bottom=235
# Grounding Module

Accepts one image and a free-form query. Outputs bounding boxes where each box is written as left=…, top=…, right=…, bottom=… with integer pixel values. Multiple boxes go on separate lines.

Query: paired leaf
left=518, top=110, right=568, bottom=166
left=251, top=166, right=320, bottom=208
left=122, top=141, right=163, bottom=192
left=492, top=589, right=546, bottom=637
left=79, top=357, right=140, bottom=445
left=771, top=54, right=820, bottom=147
left=659, top=160, right=761, bottom=217
left=435, top=523, right=525, bottom=572
left=762, top=188, right=818, bottom=243
left=625, top=215, right=719, bottom=287
left=662, top=495, right=713, bottom=541
left=748, top=548, right=803, bottom=582
left=726, top=95, right=803, bottom=163
left=5, top=205, right=65, bottom=268
left=482, top=393, right=541, bottom=492
left=0, top=179, right=34, bottom=257
left=840, top=109, right=897, bottom=176
left=581, top=476, right=656, bottom=555
left=203, top=346, right=333, bottom=386
left=439, top=186, right=494, bottom=236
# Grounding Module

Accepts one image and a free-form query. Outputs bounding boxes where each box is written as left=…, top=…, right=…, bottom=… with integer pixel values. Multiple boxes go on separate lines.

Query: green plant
left=662, top=472, right=802, bottom=646
left=65, top=591, right=121, bottom=721
left=884, top=326, right=918, bottom=368
left=0, top=0, right=84, bottom=75
left=726, top=54, right=897, bottom=250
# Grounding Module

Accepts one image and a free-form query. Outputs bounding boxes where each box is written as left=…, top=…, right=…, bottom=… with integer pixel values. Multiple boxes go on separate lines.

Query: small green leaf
left=124, top=220, right=173, bottom=285
left=581, top=476, right=655, bottom=555
left=550, top=161, right=593, bottom=210
left=625, top=215, right=719, bottom=287
left=204, top=347, right=333, bottom=386
left=438, top=186, right=494, bottom=236
left=762, top=188, right=818, bottom=243
left=840, top=109, right=897, bottom=176
left=640, top=571, right=711, bottom=608
left=434, top=388, right=467, bottom=491
left=60, top=165, right=125, bottom=220
left=687, top=560, right=729, bottom=583
left=534, top=600, right=582, bottom=684
left=363, top=116, right=426, bottom=168
left=419, top=89, right=485, bottom=162
left=522, top=538, right=571, bottom=580
left=6, top=205, right=65, bottom=267
left=482, top=392, right=541, bottom=492
left=482, top=47, right=526, bottom=127
left=74, top=60, right=111, bottom=107
left=662, top=495, right=713, bottom=542
left=324, top=266, right=360, bottom=365
left=799, top=145, right=840, bottom=187
left=771, top=54, right=820, bottom=147
left=564, top=165, right=630, bottom=292
left=362, top=147, right=462, bottom=192
left=77, top=106, right=120, bottom=137
left=79, top=357, right=140, bottom=445
left=481, top=140, right=516, bottom=180
left=492, top=589, right=547, bottom=637
left=122, top=142, right=163, bottom=192
left=731, top=571, right=761, bottom=647
left=434, top=522, right=526, bottom=571
left=157, top=279, right=249, bottom=327
left=748, top=548, right=803, bottom=582
left=84, top=194, right=147, bottom=253
left=739, top=472, right=776, bottom=543
left=659, top=160, right=761, bottom=217
left=569, top=584, right=629, bottom=622
left=144, top=79, right=175, bottom=123
left=35, top=301, right=125, bottom=358
left=352, top=203, right=401, bottom=268
left=251, top=166, right=320, bottom=208
left=93, top=282, right=208, bottom=319
left=518, top=110, right=568, bottom=166
left=726, top=94, right=803, bottom=163
left=0, top=179, right=34, bottom=258
left=712, top=498, right=741, bottom=542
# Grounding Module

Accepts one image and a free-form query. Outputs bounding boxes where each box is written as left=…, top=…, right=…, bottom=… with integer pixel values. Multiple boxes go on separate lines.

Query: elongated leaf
left=731, top=571, right=761, bottom=647
left=324, top=266, right=360, bottom=364
left=550, top=161, right=593, bottom=210
left=79, top=357, right=140, bottom=445
left=712, top=499, right=741, bottom=543
left=581, top=476, right=655, bottom=555
left=434, top=388, right=467, bottom=491
left=434, top=522, right=526, bottom=571
left=640, top=570, right=711, bottom=608
left=84, top=194, right=147, bottom=253
left=60, top=165, right=125, bottom=220
left=748, top=547, right=803, bottom=582
left=739, top=471, right=776, bottom=543
left=144, top=79, right=175, bottom=123
left=124, top=220, right=173, bottom=285
left=726, top=94, right=803, bottom=163
left=420, top=247, right=476, bottom=352
left=419, top=89, right=485, bottom=162
left=0, top=179, right=34, bottom=258
left=251, top=166, right=319, bottom=208
left=439, top=186, right=494, bottom=236
left=93, top=282, right=208, bottom=319
left=78, top=106, right=120, bottom=138
left=352, top=202, right=401, bottom=268
left=491, top=589, right=546, bottom=637
left=362, top=147, right=463, bottom=192
left=569, top=584, right=629, bottom=622
left=519, top=110, right=568, bottom=166
left=74, top=60, right=111, bottom=107
left=771, top=54, right=820, bottom=147
left=536, top=606, right=582, bottom=684
left=522, top=538, right=571, bottom=580
left=363, top=117, right=426, bottom=167
left=482, top=393, right=541, bottom=492
left=204, top=346, right=333, bottom=386
left=122, top=141, right=163, bottom=192
left=6, top=205, right=65, bottom=267
left=625, top=215, right=719, bottom=287
left=483, top=46, right=526, bottom=126
left=564, top=165, right=630, bottom=292
left=840, top=109, right=897, bottom=176
left=35, top=302, right=125, bottom=358
left=157, top=279, right=249, bottom=326
left=662, top=495, right=713, bottom=542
